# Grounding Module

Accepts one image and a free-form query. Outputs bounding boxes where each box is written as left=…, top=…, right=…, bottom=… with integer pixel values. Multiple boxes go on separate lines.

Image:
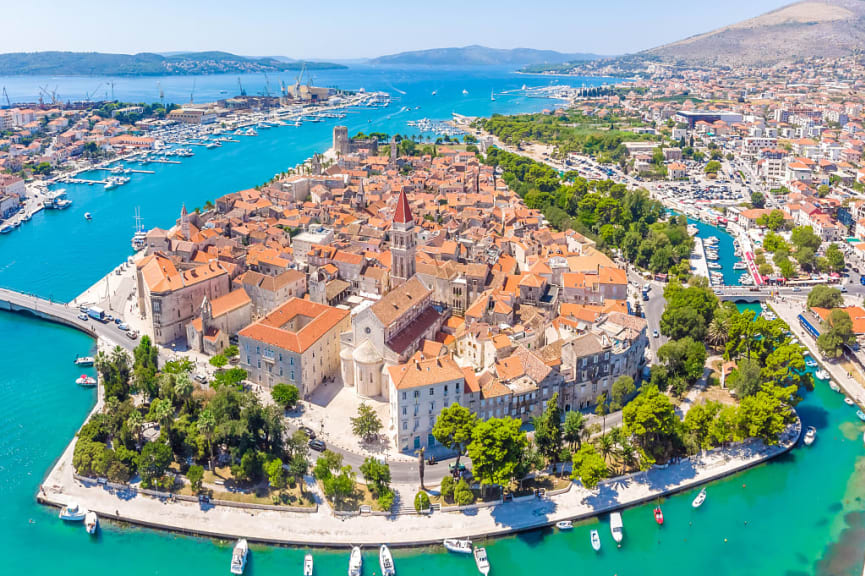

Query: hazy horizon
left=1, top=0, right=791, bottom=60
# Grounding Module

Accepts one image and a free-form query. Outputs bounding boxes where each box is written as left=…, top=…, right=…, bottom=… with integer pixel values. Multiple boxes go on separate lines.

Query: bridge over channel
left=0, top=287, right=135, bottom=352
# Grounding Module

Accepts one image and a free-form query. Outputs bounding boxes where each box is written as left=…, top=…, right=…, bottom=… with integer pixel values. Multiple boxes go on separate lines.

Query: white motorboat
left=59, top=502, right=87, bottom=521
left=609, top=512, right=623, bottom=545
left=816, top=369, right=830, bottom=381
left=556, top=520, right=573, bottom=530
left=473, top=547, right=490, bottom=575
left=845, top=397, right=855, bottom=406
left=804, top=359, right=817, bottom=370
left=444, top=538, right=473, bottom=554
left=348, top=546, right=362, bottom=576
left=462, top=89, right=469, bottom=95
left=230, top=539, right=248, bottom=575
left=692, top=487, right=707, bottom=508
left=304, top=553, right=313, bottom=576
left=804, top=426, right=817, bottom=446
left=830, top=382, right=841, bottom=393
left=74, top=356, right=95, bottom=366
left=84, top=510, right=98, bottom=534
left=733, top=262, right=748, bottom=270
left=708, top=262, right=722, bottom=270
left=379, top=545, right=395, bottom=576
left=590, top=529, right=601, bottom=552
left=84, top=212, right=92, bottom=220
left=76, top=375, right=97, bottom=387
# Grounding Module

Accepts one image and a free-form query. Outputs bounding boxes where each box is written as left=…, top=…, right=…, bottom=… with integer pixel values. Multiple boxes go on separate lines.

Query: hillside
left=645, top=0, right=865, bottom=66
left=369, top=45, right=604, bottom=66
left=0, top=51, right=346, bottom=76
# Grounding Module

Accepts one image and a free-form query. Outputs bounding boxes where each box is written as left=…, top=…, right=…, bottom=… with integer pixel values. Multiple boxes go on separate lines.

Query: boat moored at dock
left=85, top=510, right=98, bottom=534
left=610, top=512, right=623, bottom=545
left=444, top=538, right=472, bottom=554
left=348, top=546, right=362, bottom=576
left=230, top=539, right=248, bottom=575
left=473, top=546, right=490, bottom=575
left=304, top=553, right=313, bottom=576
left=58, top=502, right=87, bottom=521
left=379, top=544, right=395, bottom=576
left=590, top=529, right=601, bottom=552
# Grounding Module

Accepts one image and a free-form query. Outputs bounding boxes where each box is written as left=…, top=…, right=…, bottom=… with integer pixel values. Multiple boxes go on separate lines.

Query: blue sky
left=2, top=0, right=792, bottom=59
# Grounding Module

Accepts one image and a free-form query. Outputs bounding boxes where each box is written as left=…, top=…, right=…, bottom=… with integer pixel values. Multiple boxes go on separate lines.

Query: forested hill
left=0, top=51, right=346, bottom=76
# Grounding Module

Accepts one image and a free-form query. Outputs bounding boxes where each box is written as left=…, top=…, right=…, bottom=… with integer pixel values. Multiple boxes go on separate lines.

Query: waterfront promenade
left=38, top=415, right=800, bottom=547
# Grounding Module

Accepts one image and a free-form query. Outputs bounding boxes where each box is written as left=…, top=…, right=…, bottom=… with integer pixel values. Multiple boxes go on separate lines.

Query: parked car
left=114, top=317, right=123, bottom=325
left=308, top=439, right=326, bottom=452
left=78, top=305, right=88, bottom=313
left=117, top=323, right=130, bottom=331
left=105, top=314, right=114, bottom=322
left=77, top=313, right=89, bottom=321
left=299, top=426, right=316, bottom=439
left=125, top=330, right=138, bottom=340
left=652, top=330, right=659, bottom=338
left=194, top=373, right=208, bottom=384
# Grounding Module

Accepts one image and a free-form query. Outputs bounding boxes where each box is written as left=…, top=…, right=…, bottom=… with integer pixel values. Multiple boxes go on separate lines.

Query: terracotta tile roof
left=238, top=298, right=349, bottom=353
left=388, top=354, right=464, bottom=390
left=370, top=276, right=430, bottom=326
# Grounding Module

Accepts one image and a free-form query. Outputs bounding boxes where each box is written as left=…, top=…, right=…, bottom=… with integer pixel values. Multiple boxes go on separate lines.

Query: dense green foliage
left=818, top=309, right=856, bottom=358
left=466, top=417, right=528, bottom=487
left=431, top=403, right=477, bottom=470
left=271, top=383, right=299, bottom=409
left=350, top=403, right=383, bottom=442
left=807, top=285, right=843, bottom=309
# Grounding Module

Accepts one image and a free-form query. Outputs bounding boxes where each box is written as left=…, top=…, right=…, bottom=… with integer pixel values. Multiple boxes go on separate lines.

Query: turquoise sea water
left=0, top=67, right=864, bottom=574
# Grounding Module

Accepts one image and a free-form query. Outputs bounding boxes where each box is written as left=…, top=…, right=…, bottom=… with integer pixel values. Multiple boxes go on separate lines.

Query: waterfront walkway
left=38, top=417, right=800, bottom=548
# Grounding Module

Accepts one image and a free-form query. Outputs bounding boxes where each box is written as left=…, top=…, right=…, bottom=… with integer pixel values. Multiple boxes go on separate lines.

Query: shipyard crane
left=263, top=72, right=271, bottom=97
left=190, top=79, right=196, bottom=104
left=237, top=77, right=246, bottom=97
left=156, top=81, right=164, bottom=105
left=1, top=86, right=10, bottom=108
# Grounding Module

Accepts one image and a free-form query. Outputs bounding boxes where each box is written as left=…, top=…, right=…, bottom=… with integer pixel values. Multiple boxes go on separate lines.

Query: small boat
left=74, top=356, right=95, bottom=366
left=431, top=90, right=438, bottom=96
left=590, top=529, right=601, bottom=552
left=556, top=520, right=573, bottom=530
left=733, top=262, right=748, bottom=270
left=444, top=538, right=473, bottom=554
left=805, top=359, right=818, bottom=368
left=707, top=262, right=722, bottom=270
left=654, top=506, right=664, bottom=525
left=304, top=553, right=313, bottom=576
left=692, top=487, right=707, bottom=508
left=610, top=512, right=623, bottom=545
left=59, top=502, right=87, bottom=521
left=830, top=382, right=841, bottom=393
left=816, top=370, right=830, bottom=381
left=845, top=397, right=855, bottom=406
left=348, top=546, right=362, bottom=576
left=804, top=426, right=817, bottom=446
left=84, top=212, right=92, bottom=220
left=473, top=547, right=490, bottom=576
left=379, top=545, right=395, bottom=576
left=84, top=510, right=98, bottom=534
left=857, top=410, right=865, bottom=422
left=462, top=89, right=469, bottom=95
left=76, top=375, right=96, bottom=387
left=230, top=539, right=248, bottom=575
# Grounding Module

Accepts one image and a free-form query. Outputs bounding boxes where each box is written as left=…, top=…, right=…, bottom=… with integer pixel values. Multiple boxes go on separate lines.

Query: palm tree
left=197, top=409, right=216, bottom=470
left=127, top=410, right=144, bottom=448
left=416, top=447, right=426, bottom=491
left=174, top=373, right=193, bottom=412
left=595, top=393, right=609, bottom=434
left=152, top=398, right=174, bottom=436
left=597, top=433, right=615, bottom=465
left=618, top=441, right=638, bottom=474
left=563, top=411, right=585, bottom=450
left=707, top=317, right=729, bottom=349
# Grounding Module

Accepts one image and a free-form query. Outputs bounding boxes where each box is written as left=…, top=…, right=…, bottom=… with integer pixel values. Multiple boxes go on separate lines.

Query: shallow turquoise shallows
left=1, top=67, right=864, bottom=574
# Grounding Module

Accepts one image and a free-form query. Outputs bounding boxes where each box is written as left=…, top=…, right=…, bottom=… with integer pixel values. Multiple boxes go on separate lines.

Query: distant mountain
left=0, top=51, right=346, bottom=76
left=644, top=0, right=865, bottom=66
left=369, top=45, right=605, bottom=67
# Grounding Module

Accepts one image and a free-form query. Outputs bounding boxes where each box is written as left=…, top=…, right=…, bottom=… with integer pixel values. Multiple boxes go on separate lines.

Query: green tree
left=726, top=357, right=763, bottom=397
left=610, top=376, right=636, bottom=411
left=791, top=226, right=822, bottom=252
left=595, top=393, right=609, bottom=433
left=196, top=409, right=216, bottom=470
left=818, top=309, right=856, bottom=358
left=570, top=443, right=608, bottom=489
left=453, top=478, right=475, bottom=505
left=271, top=383, right=299, bottom=409
left=807, top=285, right=843, bottom=309
left=233, top=450, right=265, bottom=483
left=532, top=392, right=563, bottom=466
left=563, top=411, right=586, bottom=449
left=467, top=417, right=527, bottom=488
left=350, top=403, right=383, bottom=442
left=360, top=457, right=392, bottom=497
left=704, top=160, right=721, bottom=175
left=211, top=367, right=247, bottom=389
left=288, top=453, right=309, bottom=496
left=622, top=386, right=678, bottom=461
left=825, top=243, right=846, bottom=273
left=431, top=403, right=477, bottom=470
left=187, top=464, right=204, bottom=492
left=266, top=458, right=286, bottom=490
left=440, top=475, right=455, bottom=501
left=133, top=335, right=159, bottom=399
left=323, top=465, right=356, bottom=508
left=209, top=354, right=228, bottom=369
left=174, top=373, right=194, bottom=412
left=313, top=450, right=343, bottom=481
left=750, top=191, right=766, bottom=208
left=414, top=491, right=431, bottom=512
left=139, top=441, right=172, bottom=486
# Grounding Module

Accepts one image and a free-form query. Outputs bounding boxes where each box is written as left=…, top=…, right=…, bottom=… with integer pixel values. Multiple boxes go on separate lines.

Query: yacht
left=610, top=512, right=623, bottom=545
left=556, top=520, right=573, bottom=530
left=815, top=369, right=830, bottom=381
left=85, top=511, right=98, bottom=534
left=708, top=262, right=722, bottom=270
left=473, top=547, right=490, bottom=576
left=304, top=553, right=313, bottom=576
left=0, top=223, right=13, bottom=234
left=59, top=502, right=87, bottom=521
left=348, top=546, right=362, bottom=576
left=230, top=539, right=248, bottom=575
left=379, top=545, right=395, bottom=576
left=692, top=487, right=707, bottom=508
left=590, top=529, right=601, bottom=552
left=804, top=426, right=817, bottom=446
left=444, top=539, right=472, bottom=554
left=733, top=262, right=748, bottom=270
left=205, top=141, right=221, bottom=149
left=244, top=128, right=258, bottom=137
left=462, top=89, right=469, bottom=95
left=74, top=356, right=95, bottom=367
left=830, top=381, right=841, bottom=393
left=687, top=224, right=699, bottom=236
left=76, top=375, right=97, bottom=387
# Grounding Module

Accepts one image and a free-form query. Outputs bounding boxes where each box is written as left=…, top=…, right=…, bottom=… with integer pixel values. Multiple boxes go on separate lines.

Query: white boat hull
left=443, top=539, right=473, bottom=554
left=379, top=545, right=395, bottom=576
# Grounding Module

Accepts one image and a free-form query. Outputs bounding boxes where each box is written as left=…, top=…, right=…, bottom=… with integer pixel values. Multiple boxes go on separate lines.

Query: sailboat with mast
left=490, top=89, right=495, bottom=101
left=131, top=207, right=146, bottom=251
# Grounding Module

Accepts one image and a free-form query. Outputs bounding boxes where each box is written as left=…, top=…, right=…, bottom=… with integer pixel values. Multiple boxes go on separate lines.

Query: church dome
left=352, top=339, right=382, bottom=365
